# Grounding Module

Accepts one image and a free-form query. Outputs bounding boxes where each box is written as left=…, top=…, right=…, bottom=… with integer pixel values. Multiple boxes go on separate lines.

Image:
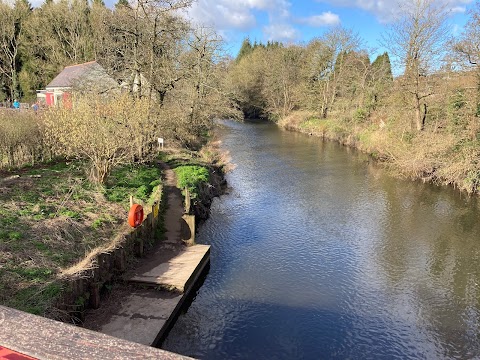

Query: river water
left=162, top=120, right=480, bottom=359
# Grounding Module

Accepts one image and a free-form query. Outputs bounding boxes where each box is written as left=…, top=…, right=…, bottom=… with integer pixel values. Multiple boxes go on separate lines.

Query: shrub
left=43, top=94, right=155, bottom=183
left=174, top=165, right=209, bottom=198
left=354, top=108, right=368, bottom=122
left=0, top=110, right=45, bottom=168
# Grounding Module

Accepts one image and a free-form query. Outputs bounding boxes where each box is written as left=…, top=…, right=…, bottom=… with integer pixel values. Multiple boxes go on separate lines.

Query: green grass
left=58, top=208, right=82, bottom=220
left=173, top=165, right=209, bottom=199
left=0, top=159, right=160, bottom=319
left=0, top=159, right=165, bottom=318
left=6, top=282, right=63, bottom=315
left=9, top=267, right=54, bottom=282
left=105, top=164, right=162, bottom=204
left=91, top=214, right=115, bottom=229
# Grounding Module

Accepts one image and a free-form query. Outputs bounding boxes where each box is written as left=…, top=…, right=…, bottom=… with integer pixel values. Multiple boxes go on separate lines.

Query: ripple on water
left=163, top=121, right=480, bottom=359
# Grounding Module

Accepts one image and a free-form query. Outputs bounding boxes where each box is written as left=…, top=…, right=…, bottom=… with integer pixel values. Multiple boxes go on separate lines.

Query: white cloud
left=316, top=0, right=474, bottom=22
left=186, top=0, right=296, bottom=42
left=187, top=1, right=258, bottom=31
left=263, top=23, right=299, bottom=42
left=450, top=6, right=467, bottom=14
left=300, top=11, right=341, bottom=27
left=187, top=0, right=291, bottom=31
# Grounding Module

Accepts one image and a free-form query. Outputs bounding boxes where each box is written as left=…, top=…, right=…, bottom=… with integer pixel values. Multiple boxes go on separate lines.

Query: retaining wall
left=55, top=198, right=163, bottom=321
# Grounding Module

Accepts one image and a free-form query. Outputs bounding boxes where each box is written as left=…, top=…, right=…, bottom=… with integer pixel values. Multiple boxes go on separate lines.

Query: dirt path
left=159, top=162, right=185, bottom=247
left=128, top=162, right=188, bottom=274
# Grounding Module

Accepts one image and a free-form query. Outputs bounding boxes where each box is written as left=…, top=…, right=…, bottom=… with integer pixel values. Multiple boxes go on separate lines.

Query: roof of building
left=46, top=61, right=118, bottom=91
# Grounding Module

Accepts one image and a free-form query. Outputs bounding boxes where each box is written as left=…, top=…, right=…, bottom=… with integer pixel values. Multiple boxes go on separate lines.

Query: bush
left=43, top=94, right=155, bottom=183
left=174, top=165, right=209, bottom=199
left=0, top=110, right=45, bottom=168
left=354, top=108, right=368, bottom=122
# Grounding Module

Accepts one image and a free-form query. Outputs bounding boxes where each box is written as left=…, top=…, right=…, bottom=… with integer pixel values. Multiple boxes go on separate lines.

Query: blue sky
left=183, top=0, right=474, bottom=60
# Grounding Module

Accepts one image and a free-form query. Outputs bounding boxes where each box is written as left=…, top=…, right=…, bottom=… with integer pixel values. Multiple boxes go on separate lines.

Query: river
left=162, top=120, right=480, bottom=359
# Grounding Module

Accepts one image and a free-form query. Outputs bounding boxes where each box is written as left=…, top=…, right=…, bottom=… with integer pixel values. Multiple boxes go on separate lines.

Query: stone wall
left=56, top=198, right=163, bottom=322
left=192, top=165, right=227, bottom=223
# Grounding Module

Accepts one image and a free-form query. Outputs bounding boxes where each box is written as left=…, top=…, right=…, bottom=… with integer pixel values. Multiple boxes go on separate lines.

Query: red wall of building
left=45, top=92, right=54, bottom=106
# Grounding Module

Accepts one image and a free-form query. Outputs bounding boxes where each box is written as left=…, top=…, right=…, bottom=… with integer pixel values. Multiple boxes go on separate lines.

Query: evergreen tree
left=114, top=0, right=129, bottom=9
left=0, top=0, right=32, bottom=100
left=371, top=52, right=393, bottom=82
left=236, top=37, right=253, bottom=62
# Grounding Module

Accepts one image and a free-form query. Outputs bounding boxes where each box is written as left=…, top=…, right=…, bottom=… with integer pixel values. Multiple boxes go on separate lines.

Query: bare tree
left=454, top=1, right=480, bottom=67
left=383, top=0, right=450, bottom=131
left=303, top=27, right=360, bottom=118
left=261, top=45, right=303, bottom=120
left=107, top=0, right=192, bottom=100
left=453, top=1, right=480, bottom=116
left=161, top=27, right=241, bottom=147
left=0, top=0, right=31, bottom=100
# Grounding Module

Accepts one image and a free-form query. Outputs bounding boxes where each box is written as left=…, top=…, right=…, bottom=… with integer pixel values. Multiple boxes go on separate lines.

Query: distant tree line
left=228, top=31, right=393, bottom=121
left=227, top=0, right=480, bottom=194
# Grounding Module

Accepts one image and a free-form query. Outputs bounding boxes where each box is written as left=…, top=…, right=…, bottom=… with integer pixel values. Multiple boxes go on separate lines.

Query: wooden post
left=184, top=187, right=191, bottom=214
left=152, top=201, right=159, bottom=229
left=89, top=283, right=101, bottom=309
left=135, top=236, right=144, bottom=257
left=114, top=248, right=126, bottom=272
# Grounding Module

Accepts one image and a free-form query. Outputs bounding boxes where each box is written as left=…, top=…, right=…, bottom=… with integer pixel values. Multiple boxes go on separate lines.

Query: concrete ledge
left=153, top=247, right=211, bottom=347
left=0, top=305, right=192, bottom=360
left=96, top=245, right=211, bottom=347
left=129, top=245, right=210, bottom=292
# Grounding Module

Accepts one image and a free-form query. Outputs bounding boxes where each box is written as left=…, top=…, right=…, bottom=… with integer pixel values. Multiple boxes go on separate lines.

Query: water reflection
left=162, top=120, right=480, bottom=359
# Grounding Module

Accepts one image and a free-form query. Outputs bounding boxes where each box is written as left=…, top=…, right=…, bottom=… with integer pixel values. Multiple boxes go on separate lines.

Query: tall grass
left=0, top=110, right=49, bottom=168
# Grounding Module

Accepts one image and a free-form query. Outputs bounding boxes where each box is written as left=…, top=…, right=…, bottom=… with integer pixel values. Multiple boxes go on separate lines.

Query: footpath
left=83, top=163, right=210, bottom=347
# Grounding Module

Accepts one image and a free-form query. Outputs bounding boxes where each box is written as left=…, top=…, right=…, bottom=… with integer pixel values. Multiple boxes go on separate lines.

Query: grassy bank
left=0, top=161, right=162, bottom=317
left=279, top=110, right=480, bottom=195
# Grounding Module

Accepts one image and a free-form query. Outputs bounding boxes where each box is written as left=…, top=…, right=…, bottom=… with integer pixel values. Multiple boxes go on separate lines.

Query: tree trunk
left=414, top=94, right=425, bottom=131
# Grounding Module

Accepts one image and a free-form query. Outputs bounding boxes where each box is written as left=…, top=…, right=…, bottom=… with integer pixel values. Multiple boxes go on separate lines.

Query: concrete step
left=95, top=244, right=210, bottom=346
left=128, top=244, right=210, bottom=293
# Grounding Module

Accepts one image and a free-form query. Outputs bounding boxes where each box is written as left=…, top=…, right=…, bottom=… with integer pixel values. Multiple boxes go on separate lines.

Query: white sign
left=158, top=137, right=164, bottom=150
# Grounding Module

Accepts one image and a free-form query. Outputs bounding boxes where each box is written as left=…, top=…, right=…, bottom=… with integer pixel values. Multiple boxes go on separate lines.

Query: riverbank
left=0, top=142, right=228, bottom=324
left=158, top=142, right=229, bottom=223
left=278, top=110, right=480, bottom=196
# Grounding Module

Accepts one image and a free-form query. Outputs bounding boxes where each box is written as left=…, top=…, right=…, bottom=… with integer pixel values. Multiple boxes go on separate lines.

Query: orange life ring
left=128, top=204, right=144, bottom=228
